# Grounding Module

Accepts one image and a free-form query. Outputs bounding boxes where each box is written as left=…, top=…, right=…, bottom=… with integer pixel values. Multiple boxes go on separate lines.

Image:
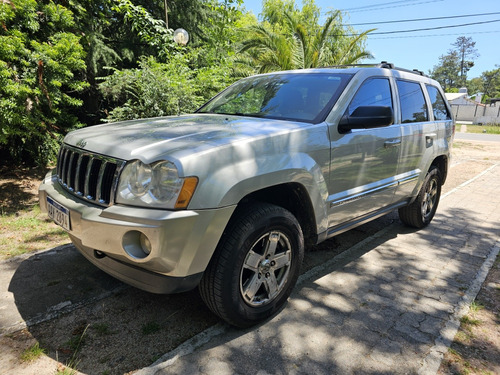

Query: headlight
left=126, top=160, right=152, bottom=196
left=150, top=161, right=182, bottom=202
left=116, top=160, right=197, bottom=209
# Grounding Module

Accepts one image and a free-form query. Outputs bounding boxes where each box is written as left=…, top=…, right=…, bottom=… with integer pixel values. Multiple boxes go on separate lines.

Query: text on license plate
left=47, top=197, right=71, bottom=231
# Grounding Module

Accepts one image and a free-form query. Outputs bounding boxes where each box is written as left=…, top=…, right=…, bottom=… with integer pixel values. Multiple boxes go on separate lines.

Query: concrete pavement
left=138, top=162, right=500, bottom=375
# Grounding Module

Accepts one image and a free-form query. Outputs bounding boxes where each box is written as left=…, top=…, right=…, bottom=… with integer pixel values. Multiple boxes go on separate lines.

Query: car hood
left=64, top=114, right=307, bottom=164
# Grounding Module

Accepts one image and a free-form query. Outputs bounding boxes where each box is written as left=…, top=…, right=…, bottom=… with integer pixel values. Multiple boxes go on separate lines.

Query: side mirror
left=339, top=106, right=394, bottom=133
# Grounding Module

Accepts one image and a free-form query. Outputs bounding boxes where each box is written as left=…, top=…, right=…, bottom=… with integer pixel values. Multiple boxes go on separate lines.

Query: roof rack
left=325, top=61, right=427, bottom=77
left=379, top=61, right=426, bottom=76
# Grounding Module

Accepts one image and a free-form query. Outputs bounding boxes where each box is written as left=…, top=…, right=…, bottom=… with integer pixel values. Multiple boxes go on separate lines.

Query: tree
left=201, top=0, right=244, bottom=58
left=452, top=36, right=479, bottom=86
left=467, top=77, right=483, bottom=98
left=467, top=67, right=500, bottom=103
left=237, top=0, right=373, bottom=73
left=98, top=1, right=245, bottom=122
left=0, top=0, right=88, bottom=165
left=112, top=0, right=175, bottom=61
left=430, top=51, right=460, bottom=91
left=480, top=67, right=500, bottom=100
left=430, top=36, right=480, bottom=91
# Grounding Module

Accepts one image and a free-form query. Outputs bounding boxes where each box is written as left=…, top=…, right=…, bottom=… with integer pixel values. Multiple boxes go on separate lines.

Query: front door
left=327, top=77, right=401, bottom=229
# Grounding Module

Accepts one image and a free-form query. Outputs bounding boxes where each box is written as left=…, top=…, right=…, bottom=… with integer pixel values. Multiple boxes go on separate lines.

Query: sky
left=240, top=0, right=500, bottom=79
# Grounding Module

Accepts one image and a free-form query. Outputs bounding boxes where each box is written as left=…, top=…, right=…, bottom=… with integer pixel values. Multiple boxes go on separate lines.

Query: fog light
left=140, top=233, right=152, bottom=255
left=122, top=231, right=152, bottom=259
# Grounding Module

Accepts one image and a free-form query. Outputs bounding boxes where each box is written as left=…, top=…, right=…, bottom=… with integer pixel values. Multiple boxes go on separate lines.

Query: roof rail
left=325, top=61, right=427, bottom=77
left=379, top=61, right=426, bottom=76
left=324, top=63, right=382, bottom=69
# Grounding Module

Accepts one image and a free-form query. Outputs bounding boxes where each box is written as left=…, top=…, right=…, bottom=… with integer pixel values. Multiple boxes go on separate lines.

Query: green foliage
left=467, top=77, right=483, bottom=97
left=480, top=67, right=500, bottom=101
left=430, top=50, right=461, bottom=91
left=112, top=0, right=174, bottom=61
left=237, top=0, right=373, bottom=73
left=453, top=36, right=478, bottom=86
left=20, top=342, right=46, bottom=362
left=431, top=37, right=480, bottom=91
left=99, top=52, right=237, bottom=122
left=466, top=125, right=500, bottom=134
left=202, top=0, right=243, bottom=56
left=0, top=0, right=87, bottom=166
left=3, top=0, right=497, bottom=168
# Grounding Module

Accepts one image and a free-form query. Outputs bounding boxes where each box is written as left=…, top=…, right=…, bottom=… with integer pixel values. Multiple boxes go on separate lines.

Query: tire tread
left=199, top=202, right=303, bottom=327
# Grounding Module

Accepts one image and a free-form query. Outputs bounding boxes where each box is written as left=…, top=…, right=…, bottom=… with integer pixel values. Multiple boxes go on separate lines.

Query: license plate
left=47, top=197, right=71, bottom=231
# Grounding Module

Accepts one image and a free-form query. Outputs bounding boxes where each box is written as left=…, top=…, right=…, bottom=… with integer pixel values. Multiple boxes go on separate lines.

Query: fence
left=451, top=103, right=500, bottom=124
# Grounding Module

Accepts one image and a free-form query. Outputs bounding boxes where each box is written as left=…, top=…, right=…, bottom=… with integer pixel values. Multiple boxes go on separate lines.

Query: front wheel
left=399, top=166, right=442, bottom=228
left=199, top=203, right=304, bottom=328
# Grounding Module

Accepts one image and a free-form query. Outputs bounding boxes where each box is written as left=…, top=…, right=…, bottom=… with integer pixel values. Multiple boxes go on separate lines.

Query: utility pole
left=164, top=0, right=169, bottom=29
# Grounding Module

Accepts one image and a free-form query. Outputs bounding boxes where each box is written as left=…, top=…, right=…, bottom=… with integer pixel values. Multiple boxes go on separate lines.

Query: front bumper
left=39, top=171, right=235, bottom=294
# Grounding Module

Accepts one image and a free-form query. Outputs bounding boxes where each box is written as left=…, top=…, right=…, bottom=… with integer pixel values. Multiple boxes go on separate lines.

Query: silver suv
left=39, top=62, right=454, bottom=327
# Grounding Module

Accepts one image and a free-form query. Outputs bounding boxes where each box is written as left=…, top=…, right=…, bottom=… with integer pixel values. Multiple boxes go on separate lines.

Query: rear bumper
left=39, top=170, right=235, bottom=293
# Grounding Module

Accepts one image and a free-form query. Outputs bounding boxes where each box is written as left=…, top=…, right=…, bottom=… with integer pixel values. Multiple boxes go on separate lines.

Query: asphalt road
left=454, top=131, right=500, bottom=142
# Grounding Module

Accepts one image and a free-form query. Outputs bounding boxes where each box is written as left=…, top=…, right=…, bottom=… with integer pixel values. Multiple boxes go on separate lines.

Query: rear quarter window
left=426, top=85, right=451, bottom=121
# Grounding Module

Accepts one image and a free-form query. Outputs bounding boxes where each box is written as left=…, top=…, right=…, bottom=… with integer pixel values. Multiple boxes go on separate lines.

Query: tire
left=199, top=202, right=304, bottom=328
left=398, top=166, right=442, bottom=228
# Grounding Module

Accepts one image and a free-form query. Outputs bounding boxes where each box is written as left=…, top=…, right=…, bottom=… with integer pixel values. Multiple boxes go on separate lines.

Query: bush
left=0, top=0, right=88, bottom=166
left=99, top=51, right=237, bottom=122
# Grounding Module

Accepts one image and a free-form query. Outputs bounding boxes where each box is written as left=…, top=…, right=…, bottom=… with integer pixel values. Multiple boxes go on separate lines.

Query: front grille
left=56, top=144, right=126, bottom=206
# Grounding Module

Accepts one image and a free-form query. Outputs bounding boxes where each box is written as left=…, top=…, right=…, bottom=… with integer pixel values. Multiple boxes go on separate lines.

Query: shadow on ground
left=7, top=207, right=498, bottom=374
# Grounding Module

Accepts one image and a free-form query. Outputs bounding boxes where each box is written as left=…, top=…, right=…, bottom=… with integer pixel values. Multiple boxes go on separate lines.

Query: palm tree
left=237, top=6, right=373, bottom=74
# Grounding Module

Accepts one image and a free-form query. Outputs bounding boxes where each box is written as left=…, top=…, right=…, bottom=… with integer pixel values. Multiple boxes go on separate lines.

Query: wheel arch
left=237, top=183, right=318, bottom=248
left=430, top=154, right=449, bottom=185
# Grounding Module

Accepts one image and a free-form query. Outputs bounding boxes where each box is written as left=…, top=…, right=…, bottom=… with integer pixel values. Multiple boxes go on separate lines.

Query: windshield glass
left=197, top=73, right=352, bottom=123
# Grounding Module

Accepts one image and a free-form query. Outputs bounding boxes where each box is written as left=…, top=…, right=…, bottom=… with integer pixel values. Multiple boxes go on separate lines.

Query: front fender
left=189, top=153, right=329, bottom=235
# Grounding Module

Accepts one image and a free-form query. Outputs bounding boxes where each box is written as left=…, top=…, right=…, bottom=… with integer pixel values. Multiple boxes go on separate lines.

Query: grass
left=457, top=301, right=484, bottom=329
left=0, top=204, right=68, bottom=259
left=460, top=315, right=481, bottom=327
left=57, top=324, right=89, bottom=375
left=55, top=365, right=77, bottom=375
left=93, top=323, right=112, bottom=336
left=66, top=334, right=86, bottom=352
left=463, top=124, right=500, bottom=134
left=142, top=321, right=161, bottom=335
left=0, top=164, right=69, bottom=259
left=469, top=301, right=484, bottom=313
left=20, top=342, right=46, bottom=362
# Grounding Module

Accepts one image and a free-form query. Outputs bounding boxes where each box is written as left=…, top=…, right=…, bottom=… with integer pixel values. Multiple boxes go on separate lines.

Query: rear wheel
left=199, top=202, right=304, bottom=328
left=399, top=166, right=442, bottom=228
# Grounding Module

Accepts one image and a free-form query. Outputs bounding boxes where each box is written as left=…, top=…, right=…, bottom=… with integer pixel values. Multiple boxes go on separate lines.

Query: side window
left=426, top=85, right=451, bottom=121
left=396, top=80, right=428, bottom=123
left=348, top=78, right=393, bottom=116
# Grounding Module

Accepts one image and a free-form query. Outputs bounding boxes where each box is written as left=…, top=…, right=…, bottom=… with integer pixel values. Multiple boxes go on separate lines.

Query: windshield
left=197, top=73, right=352, bottom=123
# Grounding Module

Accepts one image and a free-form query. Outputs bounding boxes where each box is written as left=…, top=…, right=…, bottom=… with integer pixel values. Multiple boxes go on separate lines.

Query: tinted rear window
left=426, top=85, right=451, bottom=121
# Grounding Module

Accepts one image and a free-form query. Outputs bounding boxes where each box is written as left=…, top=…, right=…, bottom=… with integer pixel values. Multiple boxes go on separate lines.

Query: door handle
left=384, top=139, right=401, bottom=148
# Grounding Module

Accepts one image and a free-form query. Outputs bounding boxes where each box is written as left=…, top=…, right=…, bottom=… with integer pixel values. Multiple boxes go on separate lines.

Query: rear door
left=393, top=79, right=437, bottom=201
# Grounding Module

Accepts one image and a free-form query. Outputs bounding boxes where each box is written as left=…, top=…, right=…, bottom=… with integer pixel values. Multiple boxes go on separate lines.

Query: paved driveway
left=139, top=161, right=500, bottom=374
left=1, top=138, right=499, bottom=375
